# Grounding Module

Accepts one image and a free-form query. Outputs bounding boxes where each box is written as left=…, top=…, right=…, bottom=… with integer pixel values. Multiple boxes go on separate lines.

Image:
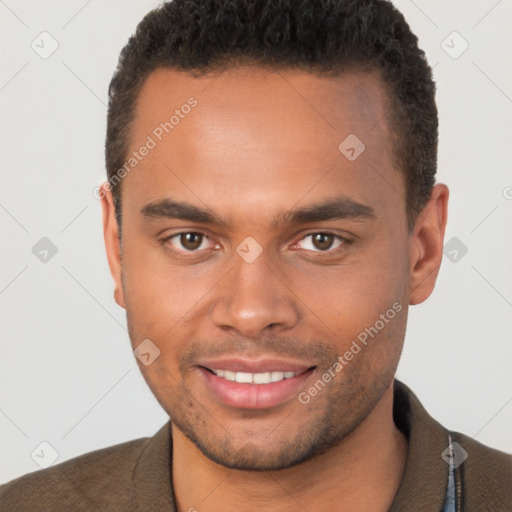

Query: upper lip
left=196, top=357, right=315, bottom=374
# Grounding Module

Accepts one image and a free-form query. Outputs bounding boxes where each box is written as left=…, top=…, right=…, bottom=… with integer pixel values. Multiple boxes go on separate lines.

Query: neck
left=172, top=382, right=408, bottom=512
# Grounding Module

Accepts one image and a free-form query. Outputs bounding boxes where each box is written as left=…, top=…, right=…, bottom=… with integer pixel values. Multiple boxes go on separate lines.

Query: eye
left=165, top=232, right=212, bottom=252
left=295, top=232, right=346, bottom=252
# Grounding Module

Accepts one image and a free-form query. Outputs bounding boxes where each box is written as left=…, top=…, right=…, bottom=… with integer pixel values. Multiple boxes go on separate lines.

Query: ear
left=100, top=183, right=126, bottom=309
left=408, top=183, right=449, bottom=305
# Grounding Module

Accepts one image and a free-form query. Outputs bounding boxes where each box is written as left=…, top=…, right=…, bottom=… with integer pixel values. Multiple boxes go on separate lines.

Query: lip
left=196, top=358, right=316, bottom=410
left=196, top=357, right=312, bottom=374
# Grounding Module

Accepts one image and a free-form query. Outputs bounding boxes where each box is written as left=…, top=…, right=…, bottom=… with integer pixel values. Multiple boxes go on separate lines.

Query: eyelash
left=160, top=231, right=350, bottom=257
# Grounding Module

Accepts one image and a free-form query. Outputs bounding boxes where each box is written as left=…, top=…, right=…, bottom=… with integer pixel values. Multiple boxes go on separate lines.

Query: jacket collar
left=390, top=379, right=450, bottom=511
left=132, top=419, right=176, bottom=511
left=132, top=379, right=450, bottom=511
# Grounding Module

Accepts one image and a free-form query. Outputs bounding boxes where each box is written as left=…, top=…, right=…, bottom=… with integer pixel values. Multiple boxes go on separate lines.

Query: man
left=1, top=0, right=510, bottom=510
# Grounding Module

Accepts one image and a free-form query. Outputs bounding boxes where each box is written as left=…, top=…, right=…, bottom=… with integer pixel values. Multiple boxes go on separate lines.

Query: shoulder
left=391, top=380, right=512, bottom=510
left=450, top=430, right=512, bottom=508
left=0, top=436, right=151, bottom=512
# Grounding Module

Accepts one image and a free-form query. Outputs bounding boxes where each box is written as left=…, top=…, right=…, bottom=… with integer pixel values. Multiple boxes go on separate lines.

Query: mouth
left=203, top=367, right=301, bottom=384
left=195, top=358, right=317, bottom=410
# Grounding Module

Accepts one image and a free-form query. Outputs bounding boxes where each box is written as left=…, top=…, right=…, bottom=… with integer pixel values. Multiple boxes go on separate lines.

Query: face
left=102, top=66, right=446, bottom=470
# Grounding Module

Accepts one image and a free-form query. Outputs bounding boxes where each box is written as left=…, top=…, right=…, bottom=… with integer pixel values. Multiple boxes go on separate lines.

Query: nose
left=210, top=253, right=300, bottom=338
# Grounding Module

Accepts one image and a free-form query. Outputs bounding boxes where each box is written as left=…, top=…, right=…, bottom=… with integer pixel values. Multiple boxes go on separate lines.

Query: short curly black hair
left=105, top=0, right=437, bottom=232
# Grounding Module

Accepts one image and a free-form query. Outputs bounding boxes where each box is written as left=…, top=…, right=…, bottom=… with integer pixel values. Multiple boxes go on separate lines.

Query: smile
left=197, top=362, right=316, bottom=409
left=209, top=369, right=297, bottom=384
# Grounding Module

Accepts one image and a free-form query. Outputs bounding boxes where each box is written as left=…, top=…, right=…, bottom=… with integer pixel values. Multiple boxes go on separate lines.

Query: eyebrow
left=272, top=197, right=375, bottom=227
left=140, top=196, right=376, bottom=228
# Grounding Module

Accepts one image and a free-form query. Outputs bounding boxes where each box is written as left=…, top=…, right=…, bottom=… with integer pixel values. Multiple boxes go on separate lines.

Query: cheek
left=120, top=237, right=210, bottom=333
left=291, top=242, right=408, bottom=341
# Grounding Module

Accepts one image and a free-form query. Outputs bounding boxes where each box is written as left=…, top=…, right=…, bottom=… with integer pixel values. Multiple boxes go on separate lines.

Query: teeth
left=224, top=370, right=235, bottom=381
left=235, top=372, right=253, bottom=383
left=211, top=369, right=297, bottom=384
left=270, top=371, right=285, bottom=382
left=253, top=372, right=271, bottom=384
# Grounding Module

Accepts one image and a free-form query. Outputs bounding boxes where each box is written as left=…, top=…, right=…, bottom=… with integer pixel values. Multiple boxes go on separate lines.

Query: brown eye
left=163, top=231, right=215, bottom=255
left=180, top=232, right=204, bottom=250
left=296, top=232, right=345, bottom=252
left=312, top=233, right=335, bottom=250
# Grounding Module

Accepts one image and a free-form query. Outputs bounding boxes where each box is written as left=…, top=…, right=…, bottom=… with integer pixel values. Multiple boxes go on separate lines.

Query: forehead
left=133, top=65, right=391, bottom=142
left=122, top=66, right=402, bottom=226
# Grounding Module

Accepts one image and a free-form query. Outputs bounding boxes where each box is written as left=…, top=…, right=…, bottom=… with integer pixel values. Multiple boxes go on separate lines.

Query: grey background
left=1, top=0, right=511, bottom=483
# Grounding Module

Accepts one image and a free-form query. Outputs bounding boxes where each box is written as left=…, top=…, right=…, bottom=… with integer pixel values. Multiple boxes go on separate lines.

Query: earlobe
left=408, top=183, right=449, bottom=306
left=100, top=183, right=126, bottom=309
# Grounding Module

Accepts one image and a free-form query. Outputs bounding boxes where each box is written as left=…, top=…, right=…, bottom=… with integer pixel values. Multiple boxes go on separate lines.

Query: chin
left=172, top=412, right=352, bottom=472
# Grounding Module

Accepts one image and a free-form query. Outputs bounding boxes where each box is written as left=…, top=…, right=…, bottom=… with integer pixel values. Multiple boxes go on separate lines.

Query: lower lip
left=198, top=367, right=315, bottom=410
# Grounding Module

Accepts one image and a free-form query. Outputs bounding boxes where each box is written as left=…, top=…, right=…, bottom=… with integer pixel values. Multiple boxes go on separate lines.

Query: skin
left=101, top=66, right=448, bottom=511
